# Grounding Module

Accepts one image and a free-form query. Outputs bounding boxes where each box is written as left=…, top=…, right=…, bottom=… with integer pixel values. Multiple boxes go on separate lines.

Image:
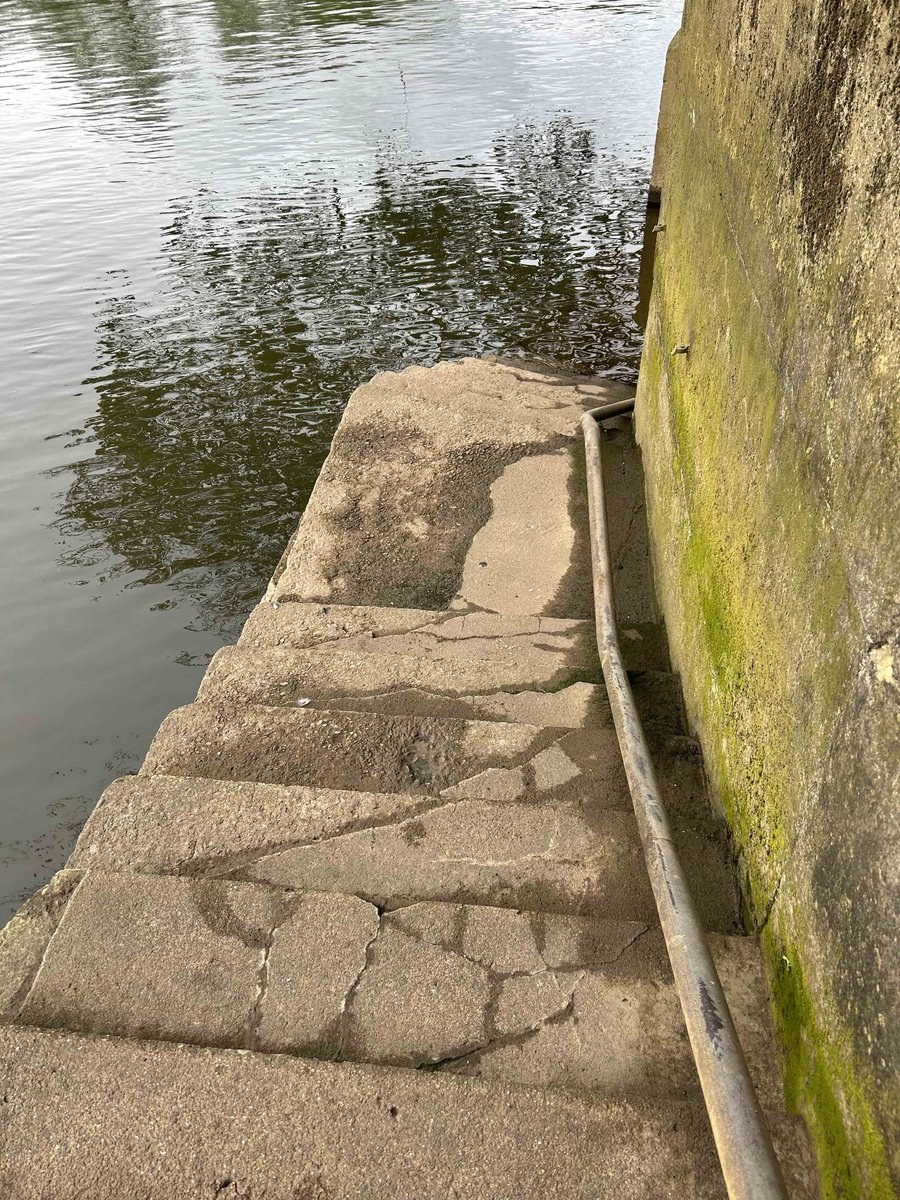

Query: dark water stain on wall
left=782, top=0, right=872, bottom=257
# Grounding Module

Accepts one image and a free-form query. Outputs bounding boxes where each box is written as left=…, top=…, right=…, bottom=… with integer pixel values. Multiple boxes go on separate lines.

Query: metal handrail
left=582, top=402, right=789, bottom=1200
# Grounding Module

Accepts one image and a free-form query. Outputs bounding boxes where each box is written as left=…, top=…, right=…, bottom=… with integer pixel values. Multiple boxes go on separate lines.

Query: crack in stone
left=384, top=907, right=651, bottom=979
left=242, top=892, right=306, bottom=1050
left=335, top=905, right=384, bottom=1060
left=187, top=794, right=463, bottom=880
left=7, top=872, right=87, bottom=1021
left=420, top=975, right=583, bottom=1072
left=308, top=680, right=569, bottom=706
left=243, top=920, right=279, bottom=1050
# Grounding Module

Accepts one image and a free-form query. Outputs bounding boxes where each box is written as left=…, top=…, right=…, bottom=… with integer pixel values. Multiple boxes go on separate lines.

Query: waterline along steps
left=0, top=359, right=818, bottom=1198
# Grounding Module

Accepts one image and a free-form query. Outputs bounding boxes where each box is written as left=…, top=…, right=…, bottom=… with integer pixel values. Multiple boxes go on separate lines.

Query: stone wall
left=634, top=1, right=898, bottom=1195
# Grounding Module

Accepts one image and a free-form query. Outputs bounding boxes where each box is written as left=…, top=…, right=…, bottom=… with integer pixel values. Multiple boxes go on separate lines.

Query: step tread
left=6, top=871, right=777, bottom=1107
left=1, top=1021, right=807, bottom=1200
left=267, top=359, right=629, bottom=616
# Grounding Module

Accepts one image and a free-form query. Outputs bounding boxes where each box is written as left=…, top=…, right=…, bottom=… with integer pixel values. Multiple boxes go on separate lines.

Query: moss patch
left=766, top=927, right=895, bottom=1199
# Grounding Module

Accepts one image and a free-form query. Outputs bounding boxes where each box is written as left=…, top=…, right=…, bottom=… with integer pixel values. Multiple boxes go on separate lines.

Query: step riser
left=196, top=646, right=686, bottom=732
left=72, top=773, right=740, bottom=933
left=142, top=703, right=695, bottom=813
left=143, top=703, right=629, bottom=802
left=70, top=776, right=438, bottom=878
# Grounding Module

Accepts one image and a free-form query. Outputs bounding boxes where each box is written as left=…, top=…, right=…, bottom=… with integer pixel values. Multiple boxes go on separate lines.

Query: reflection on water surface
left=0, top=0, right=683, bottom=917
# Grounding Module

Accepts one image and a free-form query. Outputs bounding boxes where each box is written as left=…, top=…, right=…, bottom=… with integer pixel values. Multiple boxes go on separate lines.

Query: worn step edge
left=67, top=773, right=739, bottom=933
left=195, top=645, right=685, bottom=732
left=139, top=701, right=700, bottom=816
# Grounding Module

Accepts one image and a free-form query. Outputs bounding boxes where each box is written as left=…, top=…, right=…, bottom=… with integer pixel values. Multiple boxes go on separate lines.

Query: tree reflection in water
left=51, top=118, right=647, bottom=640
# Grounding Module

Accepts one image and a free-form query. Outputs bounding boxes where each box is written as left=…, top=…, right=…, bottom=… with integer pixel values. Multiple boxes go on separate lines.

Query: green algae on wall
left=634, top=0, right=899, bottom=1195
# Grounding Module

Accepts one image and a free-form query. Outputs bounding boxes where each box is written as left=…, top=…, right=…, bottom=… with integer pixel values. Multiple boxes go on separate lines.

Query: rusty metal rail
left=582, top=402, right=789, bottom=1200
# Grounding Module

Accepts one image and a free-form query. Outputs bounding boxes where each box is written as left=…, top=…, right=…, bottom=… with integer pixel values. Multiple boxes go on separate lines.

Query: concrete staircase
left=0, top=359, right=817, bottom=1198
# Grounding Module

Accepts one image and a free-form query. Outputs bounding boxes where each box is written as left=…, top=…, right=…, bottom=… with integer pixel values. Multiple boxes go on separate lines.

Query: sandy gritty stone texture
left=141, top=701, right=697, bottom=810
left=18, top=872, right=283, bottom=1049
left=258, top=889, right=380, bottom=1057
left=70, top=775, right=432, bottom=875
left=268, top=358, right=632, bottom=615
left=199, top=641, right=686, bottom=730
left=454, top=450, right=577, bottom=613
left=241, top=799, right=648, bottom=919
left=143, top=702, right=557, bottom=794
left=0, top=1022, right=769, bottom=1200
left=66, top=775, right=738, bottom=933
left=0, top=871, right=82, bottom=1021
left=239, top=795, right=738, bottom=934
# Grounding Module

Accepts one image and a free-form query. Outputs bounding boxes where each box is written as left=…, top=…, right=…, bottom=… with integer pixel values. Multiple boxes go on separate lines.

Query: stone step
left=238, top=602, right=671, bottom=673
left=266, top=359, right=632, bottom=617
left=195, top=644, right=685, bottom=731
left=142, top=701, right=699, bottom=816
left=70, top=776, right=740, bottom=934
left=3, top=871, right=772, bottom=1108
left=0, top=1024, right=816, bottom=1199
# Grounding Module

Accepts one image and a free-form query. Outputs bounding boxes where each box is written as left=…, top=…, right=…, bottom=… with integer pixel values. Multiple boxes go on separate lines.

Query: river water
left=0, top=0, right=682, bottom=919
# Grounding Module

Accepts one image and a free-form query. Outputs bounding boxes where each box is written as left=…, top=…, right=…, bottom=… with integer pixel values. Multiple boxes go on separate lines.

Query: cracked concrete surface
left=18, top=873, right=285, bottom=1048
left=239, top=602, right=671, bottom=673
left=69, top=775, right=438, bottom=876
left=238, top=799, right=654, bottom=921
left=259, top=890, right=381, bottom=1057
left=140, top=701, right=699, bottom=810
left=142, top=702, right=563, bottom=795
left=234, top=794, right=739, bottom=933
